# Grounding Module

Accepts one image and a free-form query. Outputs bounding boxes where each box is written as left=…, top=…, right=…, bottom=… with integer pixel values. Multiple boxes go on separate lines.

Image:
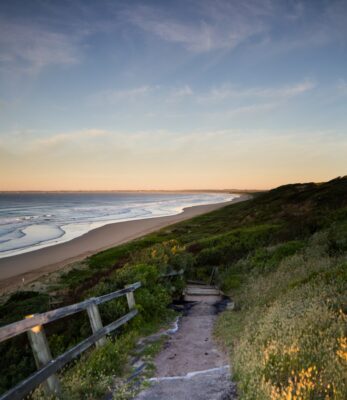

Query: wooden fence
left=0, top=281, right=141, bottom=400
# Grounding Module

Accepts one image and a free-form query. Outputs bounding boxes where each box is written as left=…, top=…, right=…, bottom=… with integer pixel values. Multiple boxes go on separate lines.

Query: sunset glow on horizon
left=1, top=1, right=346, bottom=191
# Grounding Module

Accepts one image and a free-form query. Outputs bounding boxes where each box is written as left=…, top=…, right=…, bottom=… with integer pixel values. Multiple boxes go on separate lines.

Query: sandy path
left=0, top=195, right=249, bottom=294
left=135, top=285, right=236, bottom=400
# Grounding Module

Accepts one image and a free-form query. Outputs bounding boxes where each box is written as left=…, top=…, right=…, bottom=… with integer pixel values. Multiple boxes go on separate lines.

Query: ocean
left=0, top=192, right=236, bottom=258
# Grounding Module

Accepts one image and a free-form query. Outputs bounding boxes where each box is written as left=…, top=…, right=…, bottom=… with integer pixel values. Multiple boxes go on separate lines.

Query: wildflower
left=336, top=337, right=347, bottom=362
left=267, top=366, right=333, bottom=400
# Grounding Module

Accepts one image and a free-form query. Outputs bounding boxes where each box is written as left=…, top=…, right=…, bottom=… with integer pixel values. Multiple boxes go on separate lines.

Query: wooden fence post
left=86, top=299, right=106, bottom=347
left=125, top=286, right=136, bottom=310
left=26, top=315, right=61, bottom=397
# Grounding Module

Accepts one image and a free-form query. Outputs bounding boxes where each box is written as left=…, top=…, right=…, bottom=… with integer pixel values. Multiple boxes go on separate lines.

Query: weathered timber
left=0, top=282, right=141, bottom=343
left=0, top=309, right=138, bottom=400
left=94, top=281, right=141, bottom=305
left=184, top=285, right=220, bottom=296
left=125, top=285, right=136, bottom=311
left=160, top=269, right=184, bottom=278
left=27, top=322, right=61, bottom=396
left=86, top=300, right=106, bottom=347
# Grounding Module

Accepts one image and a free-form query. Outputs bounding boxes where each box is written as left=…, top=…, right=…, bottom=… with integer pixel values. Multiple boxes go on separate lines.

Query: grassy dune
left=213, top=178, right=347, bottom=399
left=0, top=177, right=346, bottom=399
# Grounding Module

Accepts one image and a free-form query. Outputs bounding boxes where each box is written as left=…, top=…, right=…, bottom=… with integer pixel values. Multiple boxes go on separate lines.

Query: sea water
left=0, top=192, right=236, bottom=258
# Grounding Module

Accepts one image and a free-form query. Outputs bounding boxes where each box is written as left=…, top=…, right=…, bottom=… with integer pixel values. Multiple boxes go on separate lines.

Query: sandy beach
left=0, top=195, right=249, bottom=293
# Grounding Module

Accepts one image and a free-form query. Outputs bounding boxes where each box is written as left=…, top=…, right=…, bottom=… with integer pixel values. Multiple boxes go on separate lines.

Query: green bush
left=248, top=240, right=305, bottom=273
left=327, top=220, right=347, bottom=255
left=219, top=273, right=242, bottom=292
left=195, top=225, right=280, bottom=267
left=0, top=291, right=50, bottom=325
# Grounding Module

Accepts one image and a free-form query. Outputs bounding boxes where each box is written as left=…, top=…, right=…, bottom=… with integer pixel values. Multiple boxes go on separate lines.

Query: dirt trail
left=135, top=285, right=236, bottom=400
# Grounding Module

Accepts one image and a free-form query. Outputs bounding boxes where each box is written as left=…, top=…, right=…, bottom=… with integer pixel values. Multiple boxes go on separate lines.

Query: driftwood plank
left=0, top=309, right=138, bottom=400
left=0, top=282, right=141, bottom=343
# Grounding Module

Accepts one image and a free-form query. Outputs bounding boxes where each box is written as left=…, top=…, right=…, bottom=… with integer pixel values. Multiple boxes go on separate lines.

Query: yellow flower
left=336, top=337, right=347, bottom=362
left=267, top=366, right=330, bottom=400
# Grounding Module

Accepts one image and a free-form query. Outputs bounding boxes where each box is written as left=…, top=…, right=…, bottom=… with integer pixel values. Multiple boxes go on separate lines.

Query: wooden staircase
left=183, top=284, right=221, bottom=302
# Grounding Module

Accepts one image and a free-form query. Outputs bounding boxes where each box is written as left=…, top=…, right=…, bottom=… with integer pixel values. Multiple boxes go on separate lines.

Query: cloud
left=166, top=85, right=194, bottom=102
left=1, top=129, right=110, bottom=154
left=122, top=0, right=347, bottom=58
left=172, top=85, right=193, bottom=98
left=1, top=128, right=172, bottom=156
left=1, top=126, right=346, bottom=190
left=33, top=130, right=110, bottom=150
left=0, top=20, right=82, bottom=75
left=198, top=80, right=315, bottom=103
left=225, top=103, right=277, bottom=117
left=122, top=0, right=346, bottom=55
left=123, top=1, right=269, bottom=53
left=86, top=79, right=315, bottom=118
left=89, top=86, right=156, bottom=105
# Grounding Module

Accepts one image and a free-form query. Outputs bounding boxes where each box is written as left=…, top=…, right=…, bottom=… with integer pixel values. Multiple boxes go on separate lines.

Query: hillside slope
left=213, top=177, right=347, bottom=399
left=0, top=177, right=346, bottom=399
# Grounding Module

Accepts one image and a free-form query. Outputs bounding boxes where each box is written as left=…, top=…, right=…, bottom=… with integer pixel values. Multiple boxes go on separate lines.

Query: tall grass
left=215, top=233, right=347, bottom=399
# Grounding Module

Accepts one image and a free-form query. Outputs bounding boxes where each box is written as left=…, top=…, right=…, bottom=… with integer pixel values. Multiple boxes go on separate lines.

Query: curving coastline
left=0, top=195, right=249, bottom=293
left=0, top=192, right=234, bottom=258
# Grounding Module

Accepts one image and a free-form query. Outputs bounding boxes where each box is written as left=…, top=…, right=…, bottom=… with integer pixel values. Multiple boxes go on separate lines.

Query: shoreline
left=0, top=193, right=234, bottom=259
left=0, top=195, right=249, bottom=294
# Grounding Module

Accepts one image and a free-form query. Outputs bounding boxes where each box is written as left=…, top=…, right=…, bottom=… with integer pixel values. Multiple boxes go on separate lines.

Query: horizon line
left=0, top=189, right=263, bottom=193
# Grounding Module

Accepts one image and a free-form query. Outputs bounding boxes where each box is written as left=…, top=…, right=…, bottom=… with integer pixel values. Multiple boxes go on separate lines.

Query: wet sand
left=0, top=195, right=249, bottom=293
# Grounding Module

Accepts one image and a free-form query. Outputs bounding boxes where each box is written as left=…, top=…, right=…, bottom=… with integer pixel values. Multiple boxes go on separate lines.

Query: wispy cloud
left=0, top=20, right=82, bottom=75
left=171, top=85, right=193, bottom=97
left=198, top=80, right=316, bottom=103
left=167, top=85, right=194, bottom=102
left=2, top=129, right=110, bottom=154
left=122, top=0, right=347, bottom=55
left=86, top=79, right=315, bottom=118
left=89, top=86, right=157, bottom=105
left=34, top=130, right=109, bottom=149
left=123, top=2, right=269, bottom=53
left=1, top=126, right=346, bottom=190
left=225, top=103, right=277, bottom=117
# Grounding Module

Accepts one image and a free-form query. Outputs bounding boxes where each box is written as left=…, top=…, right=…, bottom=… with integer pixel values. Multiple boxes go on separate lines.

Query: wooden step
left=184, top=285, right=220, bottom=296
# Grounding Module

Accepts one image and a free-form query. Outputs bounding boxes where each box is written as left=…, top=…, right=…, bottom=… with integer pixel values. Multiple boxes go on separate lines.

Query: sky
left=0, top=0, right=346, bottom=191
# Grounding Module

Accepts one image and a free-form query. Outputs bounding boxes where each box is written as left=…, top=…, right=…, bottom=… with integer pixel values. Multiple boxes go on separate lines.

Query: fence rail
left=0, top=281, right=141, bottom=400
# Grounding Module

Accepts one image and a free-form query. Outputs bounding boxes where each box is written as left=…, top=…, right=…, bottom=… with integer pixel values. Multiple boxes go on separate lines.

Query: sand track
left=135, top=285, right=236, bottom=400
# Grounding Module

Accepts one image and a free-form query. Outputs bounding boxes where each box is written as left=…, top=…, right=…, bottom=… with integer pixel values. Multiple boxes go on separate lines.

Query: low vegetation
left=0, top=241, right=185, bottom=398
left=0, top=176, right=346, bottom=399
left=215, top=233, right=347, bottom=399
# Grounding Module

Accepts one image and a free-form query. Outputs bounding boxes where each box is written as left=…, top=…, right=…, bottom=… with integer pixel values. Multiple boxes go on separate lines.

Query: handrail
left=0, top=281, right=141, bottom=343
left=0, top=281, right=141, bottom=400
left=160, top=269, right=184, bottom=278
left=0, top=310, right=137, bottom=400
